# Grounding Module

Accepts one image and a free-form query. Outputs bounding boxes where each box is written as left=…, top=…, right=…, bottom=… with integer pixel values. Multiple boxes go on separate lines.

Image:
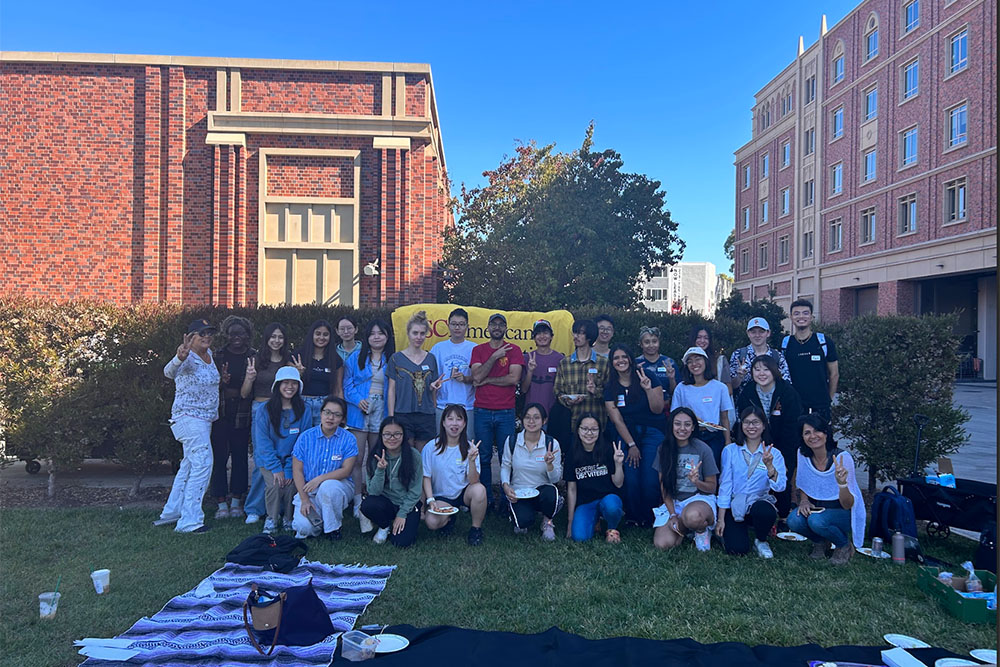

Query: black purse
left=242, top=578, right=335, bottom=655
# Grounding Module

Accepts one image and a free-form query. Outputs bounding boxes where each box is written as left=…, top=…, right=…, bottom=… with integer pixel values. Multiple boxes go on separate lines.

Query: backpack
left=226, top=534, right=309, bottom=574
left=975, top=520, right=997, bottom=573
left=871, top=485, right=918, bottom=540
left=781, top=333, right=828, bottom=360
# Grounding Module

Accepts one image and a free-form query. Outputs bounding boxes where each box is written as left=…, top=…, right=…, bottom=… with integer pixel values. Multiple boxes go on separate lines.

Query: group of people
left=155, top=301, right=865, bottom=563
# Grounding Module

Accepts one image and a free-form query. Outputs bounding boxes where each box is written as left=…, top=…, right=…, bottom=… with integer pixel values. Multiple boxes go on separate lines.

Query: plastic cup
left=91, top=569, right=111, bottom=594
left=39, top=592, right=61, bottom=619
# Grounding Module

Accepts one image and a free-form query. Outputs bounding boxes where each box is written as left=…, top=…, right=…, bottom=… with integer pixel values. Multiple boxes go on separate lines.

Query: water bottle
left=891, top=531, right=905, bottom=564
left=966, top=570, right=983, bottom=593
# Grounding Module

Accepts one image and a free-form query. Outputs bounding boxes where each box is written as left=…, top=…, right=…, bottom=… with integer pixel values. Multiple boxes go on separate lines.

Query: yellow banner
left=391, top=304, right=576, bottom=357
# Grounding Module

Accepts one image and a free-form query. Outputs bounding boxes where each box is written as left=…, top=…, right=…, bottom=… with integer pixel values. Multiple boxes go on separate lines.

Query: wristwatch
left=426, top=496, right=436, bottom=504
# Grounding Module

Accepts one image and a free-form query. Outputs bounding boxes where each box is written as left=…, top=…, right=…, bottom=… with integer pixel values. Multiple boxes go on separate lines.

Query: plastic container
left=917, top=566, right=997, bottom=624
left=341, top=630, right=377, bottom=662
left=91, top=569, right=111, bottom=594
left=39, top=592, right=61, bottom=619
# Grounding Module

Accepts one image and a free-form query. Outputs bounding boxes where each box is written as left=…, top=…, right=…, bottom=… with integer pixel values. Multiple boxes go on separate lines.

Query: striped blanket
left=79, top=560, right=395, bottom=666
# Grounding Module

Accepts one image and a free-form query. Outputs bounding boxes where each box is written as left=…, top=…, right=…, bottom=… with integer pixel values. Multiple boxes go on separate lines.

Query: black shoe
left=467, top=526, right=484, bottom=546
left=190, top=525, right=211, bottom=533
left=324, top=529, right=342, bottom=541
left=439, top=518, right=456, bottom=537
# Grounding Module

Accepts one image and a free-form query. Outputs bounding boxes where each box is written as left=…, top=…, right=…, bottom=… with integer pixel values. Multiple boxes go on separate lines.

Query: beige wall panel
left=264, top=203, right=284, bottom=242
left=288, top=204, right=308, bottom=243
left=325, top=250, right=356, bottom=307
left=310, top=205, right=333, bottom=244
left=263, top=249, right=293, bottom=304
left=295, top=250, right=322, bottom=304
left=337, top=205, right=355, bottom=244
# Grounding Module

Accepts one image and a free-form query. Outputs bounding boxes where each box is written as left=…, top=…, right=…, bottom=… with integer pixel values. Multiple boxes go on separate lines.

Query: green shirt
left=365, top=448, right=424, bottom=518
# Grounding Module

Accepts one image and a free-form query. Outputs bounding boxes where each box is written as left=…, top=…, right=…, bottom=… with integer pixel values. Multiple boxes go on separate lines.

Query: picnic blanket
left=79, top=560, right=394, bottom=666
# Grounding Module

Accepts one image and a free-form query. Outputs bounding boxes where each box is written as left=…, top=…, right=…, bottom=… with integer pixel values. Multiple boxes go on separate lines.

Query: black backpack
left=975, top=520, right=997, bottom=573
left=871, top=486, right=918, bottom=540
left=226, top=534, right=308, bottom=574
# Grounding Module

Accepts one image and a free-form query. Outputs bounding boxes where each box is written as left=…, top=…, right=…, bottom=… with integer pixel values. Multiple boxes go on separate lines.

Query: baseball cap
left=186, top=318, right=217, bottom=334
left=489, top=313, right=507, bottom=325
left=746, top=317, right=770, bottom=332
left=681, top=346, right=709, bottom=363
left=532, top=319, right=553, bottom=336
left=272, top=365, right=304, bottom=394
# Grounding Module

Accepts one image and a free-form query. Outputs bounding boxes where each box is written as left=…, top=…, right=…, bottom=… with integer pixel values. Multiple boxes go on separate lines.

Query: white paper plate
left=428, top=506, right=458, bottom=516
left=857, top=547, right=891, bottom=559
left=374, top=633, right=409, bottom=653
left=698, top=421, right=726, bottom=432
left=776, top=531, right=807, bottom=542
left=935, top=659, right=978, bottom=667
left=514, top=487, right=539, bottom=499
left=884, top=633, right=931, bottom=649
left=970, top=649, right=997, bottom=663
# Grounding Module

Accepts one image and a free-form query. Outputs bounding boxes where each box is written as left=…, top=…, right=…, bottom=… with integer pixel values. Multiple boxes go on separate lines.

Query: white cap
left=681, top=346, right=709, bottom=363
left=746, top=317, right=770, bottom=331
left=272, top=365, right=303, bottom=394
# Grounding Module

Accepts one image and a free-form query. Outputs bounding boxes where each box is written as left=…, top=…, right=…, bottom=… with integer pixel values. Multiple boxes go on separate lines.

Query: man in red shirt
left=470, top=313, right=524, bottom=508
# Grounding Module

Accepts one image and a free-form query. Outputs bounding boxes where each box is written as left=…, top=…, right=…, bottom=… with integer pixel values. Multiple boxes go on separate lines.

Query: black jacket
left=735, top=380, right=803, bottom=457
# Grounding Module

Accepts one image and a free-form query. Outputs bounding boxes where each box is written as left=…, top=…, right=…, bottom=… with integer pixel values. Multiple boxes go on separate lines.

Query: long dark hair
left=435, top=404, right=471, bottom=460
left=658, top=407, right=699, bottom=498
left=256, top=322, right=291, bottom=371
left=605, top=343, right=639, bottom=389
left=301, top=320, right=339, bottom=391
left=572, top=413, right=609, bottom=466
left=266, top=377, right=306, bottom=435
left=357, top=319, right=394, bottom=371
left=688, top=325, right=716, bottom=362
left=367, top=416, right=415, bottom=489
left=734, top=405, right=773, bottom=447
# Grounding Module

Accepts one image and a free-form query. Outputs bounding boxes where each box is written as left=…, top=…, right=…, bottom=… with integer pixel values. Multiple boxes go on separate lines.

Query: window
left=829, top=219, right=843, bottom=252
left=802, top=230, right=814, bottom=258
left=781, top=141, right=790, bottom=167
left=944, top=178, right=966, bottom=223
left=781, top=188, right=790, bottom=215
left=761, top=153, right=769, bottom=179
left=901, top=126, right=918, bottom=166
left=863, top=149, right=877, bottom=182
left=805, top=75, right=816, bottom=104
left=740, top=248, right=750, bottom=274
left=902, top=60, right=919, bottom=100
left=833, top=55, right=845, bottom=83
left=758, top=242, right=769, bottom=270
left=832, top=107, right=844, bottom=138
left=898, top=193, right=917, bottom=234
left=778, top=235, right=790, bottom=265
left=803, top=179, right=815, bottom=206
left=742, top=164, right=751, bottom=189
left=865, top=28, right=879, bottom=61
left=864, top=87, right=878, bottom=121
left=760, top=200, right=769, bottom=224
left=645, top=288, right=666, bottom=301
left=948, top=103, right=967, bottom=147
left=950, top=29, right=968, bottom=74
left=803, top=128, right=815, bottom=156
left=742, top=206, right=751, bottom=231
left=861, top=207, right=876, bottom=244
left=781, top=92, right=793, bottom=116
left=831, top=163, right=843, bottom=195
left=904, top=1, right=919, bottom=33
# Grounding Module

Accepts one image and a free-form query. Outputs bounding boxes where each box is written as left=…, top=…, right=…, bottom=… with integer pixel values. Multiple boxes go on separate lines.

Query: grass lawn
left=0, top=506, right=993, bottom=667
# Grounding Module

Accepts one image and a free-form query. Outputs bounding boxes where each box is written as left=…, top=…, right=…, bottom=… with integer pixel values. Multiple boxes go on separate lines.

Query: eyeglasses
left=383, top=431, right=404, bottom=440
left=742, top=420, right=764, bottom=427
left=579, top=427, right=600, bottom=434
left=320, top=410, right=343, bottom=418
left=448, top=321, right=467, bottom=327
left=598, top=327, right=614, bottom=333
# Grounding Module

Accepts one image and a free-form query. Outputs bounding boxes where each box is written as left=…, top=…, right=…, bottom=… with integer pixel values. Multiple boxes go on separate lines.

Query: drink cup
left=91, top=569, right=111, bottom=594
left=39, top=592, right=61, bottom=619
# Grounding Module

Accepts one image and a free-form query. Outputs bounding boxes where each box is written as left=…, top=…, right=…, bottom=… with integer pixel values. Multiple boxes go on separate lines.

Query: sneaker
left=830, top=542, right=855, bottom=566
left=373, top=527, right=390, bottom=544
left=541, top=518, right=556, bottom=542
left=282, top=518, right=294, bottom=532
left=605, top=529, right=621, bottom=544
left=214, top=507, right=231, bottom=520
left=244, top=513, right=261, bottom=524
left=359, top=514, right=374, bottom=534
left=262, top=517, right=277, bottom=534
left=513, top=526, right=528, bottom=535
left=229, top=506, right=245, bottom=520
left=694, top=530, right=711, bottom=552
left=467, top=526, right=484, bottom=546
left=810, top=541, right=830, bottom=560
left=153, top=515, right=180, bottom=527
left=189, top=525, right=212, bottom=534
left=324, top=529, right=342, bottom=541
left=755, top=539, right=774, bottom=559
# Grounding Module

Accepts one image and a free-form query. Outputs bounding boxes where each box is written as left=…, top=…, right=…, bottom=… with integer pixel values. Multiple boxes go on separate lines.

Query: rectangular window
left=834, top=56, right=844, bottom=83
left=646, top=288, right=667, bottom=301
left=832, top=107, right=844, bottom=138
left=804, top=179, right=815, bottom=206
left=866, top=29, right=879, bottom=61
left=758, top=242, right=769, bottom=270
left=781, top=141, right=790, bottom=167
left=904, top=0, right=919, bottom=33
left=805, top=76, right=816, bottom=104
left=901, top=127, right=918, bottom=166
left=829, top=219, right=843, bottom=252
left=761, top=153, right=769, bottom=179
left=742, top=164, right=750, bottom=188
left=863, top=149, right=877, bottom=182
left=948, top=104, right=967, bottom=147
left=898, top=193, right=917, bottom=234
left=903, top=60, right=919, bottom=99
left=740, top=248, right=750, bottom=274
left=831, top=163, right=843, bottom=195
left=778, top=236, right=789, bottom=265
left=742, top=206, right=750, bottom=231
left=944, top=178, right=967, bottom=222
left=803, top=128, right=815, bottom=156
left=864, top=87, right=878, bottom=121
left=950, top=29, right=968, bottom=74
left=760, top=200, right=769, bottom=223
left=802, top=230, right=814, bottom=258
left=781, top=188, right=790, bottom=215
left=861, top=207, right=876, bottom=244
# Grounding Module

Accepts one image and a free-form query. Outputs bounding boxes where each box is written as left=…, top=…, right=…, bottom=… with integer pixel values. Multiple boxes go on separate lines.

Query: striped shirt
left=292, top=426, right=358, bottom=482
left=163, top=352, right=220, bottom=422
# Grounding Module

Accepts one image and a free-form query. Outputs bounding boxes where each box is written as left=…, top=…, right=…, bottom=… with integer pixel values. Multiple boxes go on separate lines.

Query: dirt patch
left=0, top=484, right=169, bottom=509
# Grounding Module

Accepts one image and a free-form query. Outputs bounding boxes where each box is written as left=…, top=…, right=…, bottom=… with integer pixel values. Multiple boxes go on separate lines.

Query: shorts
left=438, top=485, right=471, bottom=509
left=360, top=394, right=385, bottom=433
left=652, top=494, right=717, bottom=527
left=395, top=412, right=437, bottom=441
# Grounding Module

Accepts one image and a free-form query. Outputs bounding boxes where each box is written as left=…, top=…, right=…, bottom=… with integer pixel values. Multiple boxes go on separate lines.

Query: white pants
left=160, top=416, right=214, bottom=532
left=292, top=478, right=355, bottom=536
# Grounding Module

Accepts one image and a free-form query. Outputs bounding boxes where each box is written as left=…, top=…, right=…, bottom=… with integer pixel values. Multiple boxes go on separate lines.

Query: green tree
left=715, top=289, right=787, bottom=347
left=440, top=125, right=684, bottom=310
left=723, top=230, right=735, bottom=274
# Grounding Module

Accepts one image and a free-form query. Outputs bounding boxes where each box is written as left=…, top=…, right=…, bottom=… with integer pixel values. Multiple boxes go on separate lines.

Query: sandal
left=605, top=529, right=621, bottom=544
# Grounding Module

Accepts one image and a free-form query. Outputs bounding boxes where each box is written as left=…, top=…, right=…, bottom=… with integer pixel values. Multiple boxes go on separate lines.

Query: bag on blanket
left=226, top=534, right=308, bottom=574
left=242, top=579, right=335, bottom=655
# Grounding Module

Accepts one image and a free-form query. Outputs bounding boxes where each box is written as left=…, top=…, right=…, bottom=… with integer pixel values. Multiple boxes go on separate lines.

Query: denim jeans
left=303, top=395, right=325, bottom=428
left=622, top=425, right=664, bottom=526
left=473, top=407, right=516, bottom=505
left=787, top=507, right=852, bottom=548
left=244, top=401, right=268, bottom=517
left=571, top=494, right=624, bottom=542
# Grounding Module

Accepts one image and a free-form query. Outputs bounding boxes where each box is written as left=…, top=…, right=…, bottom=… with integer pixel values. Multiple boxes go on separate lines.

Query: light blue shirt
left=717, top=442, right=787, bottom=509
left=292, top=425, right=358, bottom=482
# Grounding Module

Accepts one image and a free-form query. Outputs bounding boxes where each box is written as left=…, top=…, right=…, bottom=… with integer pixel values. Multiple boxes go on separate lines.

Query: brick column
left=164, top=66, right=185, bottom=302
left=142, top=66, right=163, bottom=302
left=236, top=145, right=247, bottom=305
left=821, top=287, right=854, bottom=323
left=878, top=280, right=916, bottom=316
left=212, top=144, right=221, bottom=304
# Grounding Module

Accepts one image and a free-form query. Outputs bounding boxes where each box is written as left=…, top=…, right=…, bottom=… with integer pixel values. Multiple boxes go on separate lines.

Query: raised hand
left=490, top=344, right=512, bottom=361
left=527, top=351, right=537, bottom=374
left=467, top=440, right=480, bottom=461
left=612, top=441, right=625, bottom=466
left=375, top=451, right=388, bottom=469
left=543, top=449, right=556, bottom=465
left=686, top=460, right=702, bottom=484
left=176, top=332, right=196, bottom=361
left=430, top=373, right=448, bottom=391
left=220, top=362, right=231, bottom=385
left=762, top=444, right=774, bottom=467
left=626, top=444, right=641, bottom=469
left=834, top=454, right=849, bottom=485
left=665, top=363, right=676, bottom=381
left=450, top=365, right=464, bottom=382
left=637, top=365, right=652, bottom=390
left=245, top=357, right=257, bottom=381
left=291, top=353, right=306, bottom=373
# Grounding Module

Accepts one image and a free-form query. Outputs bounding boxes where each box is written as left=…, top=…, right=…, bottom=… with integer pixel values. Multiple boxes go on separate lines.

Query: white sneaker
left=755, top=539, right=774, bottom=559
left=262, top=518, right=277, bottom=534
left=153, top=515, right=179, bottom=527
left=694, top=530, right=712, bottom=552
left=294, top=531, right=310, bottom=539
left=359, top=514, right=374, bottom=534
left=244, top=513, right=261, bottom=524
left=373, top=527, right=390, bottom=544
left=541, top=519, right=556, bottom=542
left=214, top=506, right=231, bottom=520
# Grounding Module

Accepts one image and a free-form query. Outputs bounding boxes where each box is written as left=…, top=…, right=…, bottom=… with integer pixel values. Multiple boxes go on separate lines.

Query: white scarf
left=795, top=449, right=866, bottom=548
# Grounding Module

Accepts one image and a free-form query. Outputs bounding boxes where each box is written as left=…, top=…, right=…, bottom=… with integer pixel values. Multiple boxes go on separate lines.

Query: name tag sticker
left=324, top=368, right=331, bottom=373
left=289, top=427, right=300, bottom=434
left=588, top=368, right=598, bottom=374
left=702, top=396, right=713, bottom=403
left=331, top=455, right=342, bottom=461
left=421, top=365, right=430, bottom=371
left=456, top=459, right=465, bottom=466
left=548, top=367, right=558, bottom=373
left=535, top=456, right=546, bottom=462
left=811, top=355, right=822, bottom=361
left=772, top=409, right=782, bottom=416
left=757, top=463, right=768, bottom=471
left=658, top=366, right=667, bottom=372
left=616, top=394, right=626, bottom=407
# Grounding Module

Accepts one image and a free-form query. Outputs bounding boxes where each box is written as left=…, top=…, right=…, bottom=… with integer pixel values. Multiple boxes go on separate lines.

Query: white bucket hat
left=681, top=346, right=709, bottom=364
left=272, top=365, right=303, bottom=394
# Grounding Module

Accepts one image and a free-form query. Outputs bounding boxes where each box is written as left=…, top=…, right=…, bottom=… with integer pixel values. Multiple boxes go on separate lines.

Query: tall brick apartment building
left=732, top=0, right=996, bottom=380
left=1, top=52, right=452, bottom=307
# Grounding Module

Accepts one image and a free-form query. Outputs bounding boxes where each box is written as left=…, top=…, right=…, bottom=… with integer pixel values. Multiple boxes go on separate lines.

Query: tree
left=715, top=289, right=787, bottom=347
left=723, top=230, right=735, bottom=274
left=440, top=124, right=684, bottom=310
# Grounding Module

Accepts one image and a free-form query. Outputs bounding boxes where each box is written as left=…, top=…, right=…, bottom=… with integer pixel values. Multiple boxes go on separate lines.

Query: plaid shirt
left=554, top=349, right=610, bottom=429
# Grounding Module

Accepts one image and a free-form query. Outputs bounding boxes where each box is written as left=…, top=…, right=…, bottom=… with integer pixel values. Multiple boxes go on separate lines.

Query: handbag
left=242, top=578, right=335, bottom=655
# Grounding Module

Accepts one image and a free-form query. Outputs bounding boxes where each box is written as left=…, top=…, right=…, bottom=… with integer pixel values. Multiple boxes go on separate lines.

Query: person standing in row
left=729, top=317, right=790, bottom=401
left=335, top=316, right=360, bottom=363
left=471, top=313, right=524, bottom=508
left=155, top=319, right=220, bottom=534
left=635, top=326, right=678, bottom=414
left=431, top=308, right=477, bottom=436
left=520, top=319, right=564, bottom=418
left=782, top=299, right=839, bottom=423
left=672, top=347, right=733, bottom=468
left=689, top=325, right=733, bottom=426
left=554, top=319, right=610, bottom=434
left=593, top=314, right=615, bottom=358
left=361, top=417, right=424, bottom=548
left=293, top=320, right=344, bottom=427
left=387, top=310, right=443, bottom=452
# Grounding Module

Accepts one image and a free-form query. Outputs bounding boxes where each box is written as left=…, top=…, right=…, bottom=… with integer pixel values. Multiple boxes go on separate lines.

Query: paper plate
left=970, top=649, right=997, bottom=663
left=514, top=487, right=540, bottom=499
left=934, top=659, right=978, bottom=667
left=698, top=421, right=726, bottom=432
left=884, top=634, right=931, bottom=649
left=428, top=506, right=458, bottom=516
left=373, top=633, right=409, bottom=653
left=776, top=531, right=807, bottom=542
left=857, top=547, right=891, bottom=559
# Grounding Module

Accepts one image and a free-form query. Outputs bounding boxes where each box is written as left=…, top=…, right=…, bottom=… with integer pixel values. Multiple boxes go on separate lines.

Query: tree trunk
left=46, top=460, right=57, bottom=499
left=130, top=473, right=144, bottom=498
left=868, top=463, right=877, bottom=494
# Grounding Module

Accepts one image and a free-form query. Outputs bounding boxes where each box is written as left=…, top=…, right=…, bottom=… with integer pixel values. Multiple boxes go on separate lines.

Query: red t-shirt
left=470, top=342, right=525, bottom=410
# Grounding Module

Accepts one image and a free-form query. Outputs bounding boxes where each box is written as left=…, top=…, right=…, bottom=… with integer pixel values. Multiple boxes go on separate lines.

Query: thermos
left=891, top=531, right=905, bottom=564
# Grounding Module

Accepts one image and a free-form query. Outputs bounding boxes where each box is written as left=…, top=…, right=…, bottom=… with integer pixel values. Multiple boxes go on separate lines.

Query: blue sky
left=2, top=0, right=858, bottom=274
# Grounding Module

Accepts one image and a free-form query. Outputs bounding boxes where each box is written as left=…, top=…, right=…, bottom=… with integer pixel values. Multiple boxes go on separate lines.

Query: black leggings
left=360, top=494, right=420, bottom=548
left=506, top=484, right=560, bottom=530
left=210, top=419, right=249, bottom=498
left=721, top=502, right=777, bottom=555
left=774, top=442, right=798, bottom=519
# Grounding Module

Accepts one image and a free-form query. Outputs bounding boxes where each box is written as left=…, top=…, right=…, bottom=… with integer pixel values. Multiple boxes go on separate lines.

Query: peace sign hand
left=245, top=357, right=257, bottom=380
left=686, top=460, right=702, bottom=484
left=637, top=365, right=652, bottom=390
left=761, top=444, right=774, bottom=467
left=543, top=449, right=556, bottom=465
left=527, top=351, right=537, bottom=373
left=665, top=363, right=676, bottom=380
left=612, top=441, right=626, bottom=466
left=176, top=333, right=196, bottom=361
left=467, top=440, right=481, bottom=461
left=430, top=373, right=448, bottom=391
left=375, top=451, right=388, bottom=469
left=291, top=353, right=306, bottom=373
left=220, top=362, right=231, bottom=385
left=834, top=454, right=849, bottom=485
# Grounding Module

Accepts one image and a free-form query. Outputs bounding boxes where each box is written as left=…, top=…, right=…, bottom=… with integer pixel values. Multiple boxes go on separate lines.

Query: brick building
left=1, top=52, right=452, bottom=307
left=732, top=0, right=996, bottom=380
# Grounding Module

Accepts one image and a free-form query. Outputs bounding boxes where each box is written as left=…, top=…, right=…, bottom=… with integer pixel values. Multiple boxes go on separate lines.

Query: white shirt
left=671, top=380, right=734, bottom=425
left=500, top=431, right=562, bottom=488
left=422, top=438, right=481, bottom=500
left=431, top=339, right=477, bottom=409
left=717, top=442, right=786, bottom=509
